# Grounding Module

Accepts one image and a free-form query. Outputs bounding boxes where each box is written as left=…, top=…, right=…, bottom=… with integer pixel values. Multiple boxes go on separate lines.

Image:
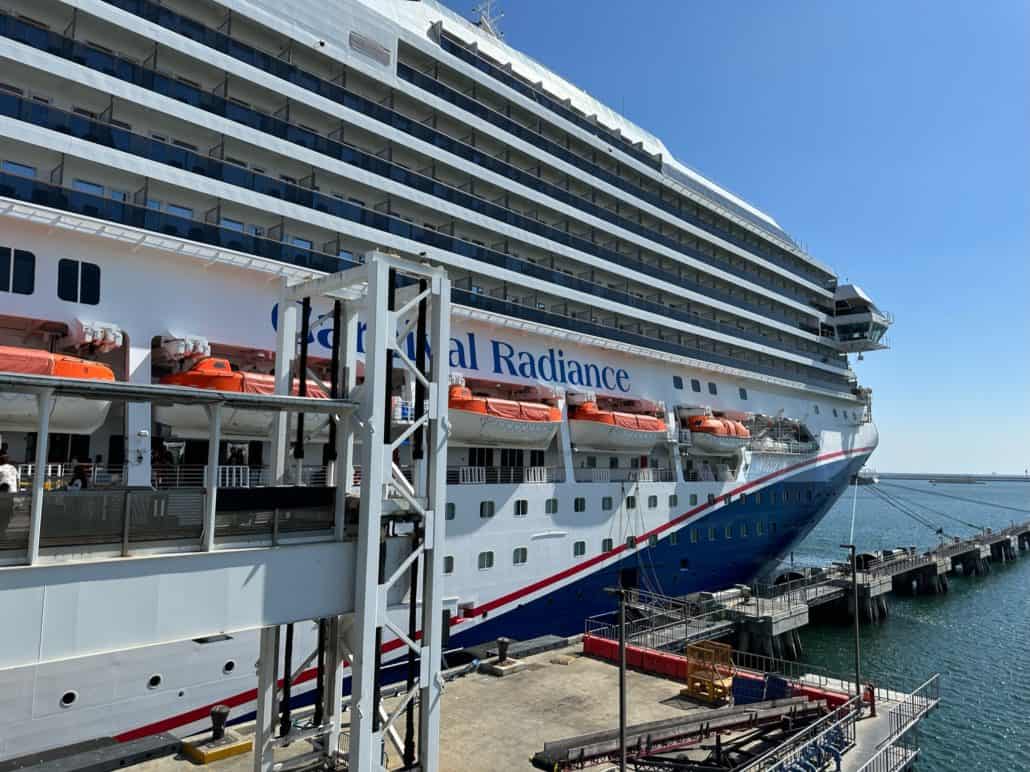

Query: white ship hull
left=448, top=408, right=559, bottom=449
left=568, top=420, right=666, bottom=452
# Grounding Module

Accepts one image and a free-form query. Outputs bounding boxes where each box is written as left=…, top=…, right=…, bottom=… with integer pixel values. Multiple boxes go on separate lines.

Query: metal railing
left=572, top=468, right=676, bottom=483
left=744, top=696, right=860, bottom=771
left=748, top=437, right=821, bottom=455
left=444, top=466, right=565, bottom=485
left=855, top=674, right=940, bottom=772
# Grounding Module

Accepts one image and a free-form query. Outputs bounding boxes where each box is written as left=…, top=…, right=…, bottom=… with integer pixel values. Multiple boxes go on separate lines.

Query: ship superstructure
left=0, top=0, right=889, bottom=757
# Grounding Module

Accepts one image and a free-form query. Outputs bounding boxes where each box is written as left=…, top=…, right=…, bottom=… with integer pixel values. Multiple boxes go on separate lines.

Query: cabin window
left=740, top=522, right=749, bottom=538
left=669, top=494, right=678, bottom=507
left=609, top=456, right=619, bottom=469
left=626, top=536, right=636, bottom=549
left=739, top=387, right=748, bottom=400
left=708, top=526, right=717, bottom=541
left=754, top=492, right=762, bottom=505
left=724, top=525, right=733, bottom=540
left=770, top=521, right=778, bottom=534
left=647, top=495, right=658, bottom=509
left=545, top=498, right=558, bottom=514
left=832, top=408, right=838, bottom=418
left=445, top=503, right=455, bottom=520
left=166, top=203, right=194, bottom=219
left=691, top=528, right=700, bottom=544
left=573, top=540, right=587, bottom=558
left=72, top=179, right=105, bottom=196
left=648, top=534, right=659, bottom=548
left=574, top=497, right=586, bottom=513
left=2, top=159, right=36, bottom=177
left=443, top=556, right=454, bottom=574
left=477, top=551, right=494, bottom=570
left=57, top=259, right=100, bottom=305
left=691, top=379, right=701, bottom=393
left=680, top=558, right=690, bottom=570
left=690, top=494, right=698, bottom=506
left=500, top=448, right=524, bottom=468
left=479, top=501, right=495, bottom=519
left=626, top=495, right=636, bottom=510
left=756, top=520, right=764, bottom=536
left=469, top=447, right=493, bottom=467
left=220, top=217, right=244, bottom=232
left=669, top=532, right=678, bottom=546
left=529, top=450, right=545, bottom=467
left=147, top=199, right=163, bottom=210
left=813, top=404, right=821, bottom=415
left=602, top=538, right=614, bottom=552
left=0, top=247, right=34, bottom=295
left=514, top=499, right=528, bottom=517
left=708, top=382, right=718, bottom=395
left=672, top=375, right=683, bottom=390
left=109, top=189, right=127, bottom=202
left=602, top=496, right=613, bottom=511
left=512, top=547, right=528, bottom=565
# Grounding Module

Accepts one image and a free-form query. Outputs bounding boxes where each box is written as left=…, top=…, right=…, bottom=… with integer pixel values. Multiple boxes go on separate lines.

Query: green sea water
left=789, top=479, right=1030, bottom=771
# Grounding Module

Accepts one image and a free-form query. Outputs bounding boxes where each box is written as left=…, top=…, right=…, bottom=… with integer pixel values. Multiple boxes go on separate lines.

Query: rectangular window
left=672, top=376, right=683, bottom=390
left=813, top=404, right=821, bottom=415
left=648, top=534, right=659, bottom=548
left=626, top=495, right=636, bottom=510
left=669, top=532, right=678, bottom=546
left=756, top=520, right=764, bottom=536
left=72, top=179, right=105, bottom=196
left=708, top=494, right=715, bottom=504
left=609, top=456, right=619, bottom=469
left=691, top=379, right=701, bottom=393
left=708, top=382, right=718, bottom=395
left=500, top=448, right=524, bottom=467
left=739, top=387, right=748, bottom=400
left=220, top=217, right=245, bottom=232
left=626, top=536, right=636, bottom=549
left=601, top=496, right=613, bottom=511
left=529, top=449, right=545, bottom=467
left=669, top=494, right=678, bottom=507
left=469, top=447, right=493, bottom=467
left=2, top=160, right=36, bottom=177
left=740, top=522, right=748, bottom=538
left=691, top=528, right=699, bottom=544
left=477, top=551, right=494, bottom=570
left=445, top=502, right=455, bottom=521
left=690, top=494, right=698, bottom=506
left=724, top=525, right=733, bottom=540
left=109, top=189, right=127, bottom=202
left=585, top=455, right=597, bottom=469
left=545, top=498, right=558, bottom=514
left=602, top=538, right=614, bottom=552
left=443, top=555, right=454, bottom=574
left=166, top=203, right=194, bottom=219
left=0, top=248, right=34, bottom=295
left=292, top=236, right=313, bottom=250
left=479, top=501, right=495, bottom=519
left=647, top=495, right=658, bottom=509
left=512, top=546, right=528, bottom=565
left=574, top=497, right=586, bottom=512
left=146, top=199, right=162, bottom=210
left=708, top=527, right=717, bottom=541
left=57, top=259, right=100, bottom=305
left=573, top=540, right=586, bottom=557
left=514, top=499, right=528, bottom=517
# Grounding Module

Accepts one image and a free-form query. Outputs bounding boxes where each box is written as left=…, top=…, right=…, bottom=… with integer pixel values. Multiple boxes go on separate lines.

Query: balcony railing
left=445, top=466, right=564, bottom=485
left=573, top=468, right=676, bottom=483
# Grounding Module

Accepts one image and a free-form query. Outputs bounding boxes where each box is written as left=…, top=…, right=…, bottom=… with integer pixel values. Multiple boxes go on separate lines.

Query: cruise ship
left=0, top=0, right=891, bottom=757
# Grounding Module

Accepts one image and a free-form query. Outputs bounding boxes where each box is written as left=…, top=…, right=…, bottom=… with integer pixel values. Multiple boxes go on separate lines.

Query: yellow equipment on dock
left=682, top=641, right=735, bottom=704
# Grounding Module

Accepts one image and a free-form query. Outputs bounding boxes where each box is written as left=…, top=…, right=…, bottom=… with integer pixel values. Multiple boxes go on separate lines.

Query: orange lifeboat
left=155, top=357, right=329, bottom=439
left=0, top=345, right=114, bottom=433
left=685, top=413, right=750, bottom=454
left=448, top=384, right=561, bottom=449
left=567, top=401, right=667, bottom=451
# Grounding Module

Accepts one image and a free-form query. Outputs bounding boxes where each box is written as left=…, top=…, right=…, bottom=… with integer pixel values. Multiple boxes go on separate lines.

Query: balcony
left=573, top=468, right=676, bottom=483
left=445, top=466, right=565, bottom=485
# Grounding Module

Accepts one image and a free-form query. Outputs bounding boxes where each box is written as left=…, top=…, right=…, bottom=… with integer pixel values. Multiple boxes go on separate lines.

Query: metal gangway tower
left=0, top=250, right=451, bottom=772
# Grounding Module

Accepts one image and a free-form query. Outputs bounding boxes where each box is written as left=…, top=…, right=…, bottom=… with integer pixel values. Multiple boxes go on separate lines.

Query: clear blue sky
left=444, top=0, right=1030, bottom=474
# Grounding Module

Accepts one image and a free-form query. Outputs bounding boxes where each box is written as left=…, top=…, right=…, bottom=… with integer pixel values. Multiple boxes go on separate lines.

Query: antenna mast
left=473, top=0, right=504, bottom=38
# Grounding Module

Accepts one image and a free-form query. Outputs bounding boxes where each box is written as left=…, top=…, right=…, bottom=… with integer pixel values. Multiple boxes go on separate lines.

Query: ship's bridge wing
left=831, top=284, right=892, bottom=353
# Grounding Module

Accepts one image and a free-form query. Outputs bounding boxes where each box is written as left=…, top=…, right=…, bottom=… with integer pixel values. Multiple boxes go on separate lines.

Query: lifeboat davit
left=155, top=357, right=329, bottom=440
left=567, top=401, right=667, bottom=451
left=686, top=414, right=751, bottom=455
left=448, top=385, right=561, bottom=449
left=0, top=345, right=114, bottom=433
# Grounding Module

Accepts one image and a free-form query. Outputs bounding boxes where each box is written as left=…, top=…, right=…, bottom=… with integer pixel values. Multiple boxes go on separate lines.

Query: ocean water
left=789, top=479, right=1030, bottom=771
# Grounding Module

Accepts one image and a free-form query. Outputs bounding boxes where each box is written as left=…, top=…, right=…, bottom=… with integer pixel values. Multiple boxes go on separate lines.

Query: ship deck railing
left=572, top=468, right=677, bottom=483
left=445, top=465, right=566, bottom=485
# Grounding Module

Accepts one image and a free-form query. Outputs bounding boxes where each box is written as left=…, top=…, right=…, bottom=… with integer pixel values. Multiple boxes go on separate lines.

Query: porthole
left=60, top=690, right=78, bottom=708
left=147, top=674, right=163, bottom=689
left=223, top=660, right=236, bottom=675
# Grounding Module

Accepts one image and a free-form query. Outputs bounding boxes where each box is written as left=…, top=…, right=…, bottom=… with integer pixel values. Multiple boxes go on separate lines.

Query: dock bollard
left=210, top=704, right=231, bottom=741
left=496, top=637, right=512, bottom=664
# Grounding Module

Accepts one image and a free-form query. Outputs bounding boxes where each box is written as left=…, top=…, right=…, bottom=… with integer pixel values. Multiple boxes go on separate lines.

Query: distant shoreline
left=878, top=473, right=1030, bottom=483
